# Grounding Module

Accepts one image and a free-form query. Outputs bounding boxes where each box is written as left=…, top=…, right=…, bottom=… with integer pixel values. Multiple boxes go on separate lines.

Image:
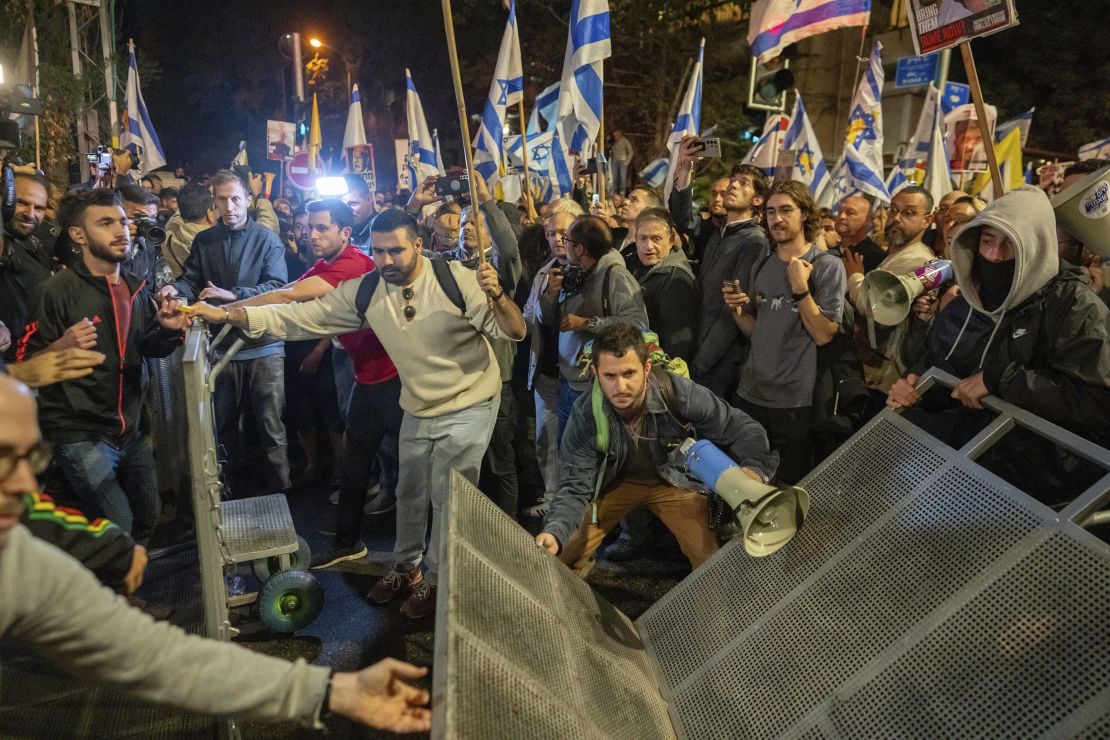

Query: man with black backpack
left=723, top=180, right=847, bottom=484
left=535, top=323, right=777, bottom=576
left=185, top=208, right=526, bottom=620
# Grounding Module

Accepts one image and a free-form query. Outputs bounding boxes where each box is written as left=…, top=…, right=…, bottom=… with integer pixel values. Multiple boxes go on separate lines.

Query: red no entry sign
left=286, top=152, right=325, bottom=190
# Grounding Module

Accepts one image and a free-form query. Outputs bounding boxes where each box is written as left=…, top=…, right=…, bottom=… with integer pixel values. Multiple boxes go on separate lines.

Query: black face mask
left=974, top=252, right=1015, bottom=310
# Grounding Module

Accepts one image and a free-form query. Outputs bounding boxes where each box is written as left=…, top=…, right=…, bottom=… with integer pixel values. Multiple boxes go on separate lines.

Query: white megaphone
left=681, top=439, right=810, bottom=557
left=1052, top=164, right=1110, bottom=257
left=862, top=259, right=954, bottom=327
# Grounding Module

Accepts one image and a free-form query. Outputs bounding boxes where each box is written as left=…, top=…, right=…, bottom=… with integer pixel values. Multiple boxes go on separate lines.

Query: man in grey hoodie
left=537, top=215, right=649, bottom=437
left=888, top=185, right=1110, bottom=445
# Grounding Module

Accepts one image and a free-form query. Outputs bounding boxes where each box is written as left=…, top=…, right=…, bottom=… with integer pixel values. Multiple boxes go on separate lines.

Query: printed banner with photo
left=906, top=0, right=1018, bottom=56
left=266, top=120, right=295, bottom=162
left=944, top=103, right=997, bottom=173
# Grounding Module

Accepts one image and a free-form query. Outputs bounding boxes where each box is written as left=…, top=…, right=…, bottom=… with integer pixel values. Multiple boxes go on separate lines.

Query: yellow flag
left=308, top=93, right=323, bottom=171
left=970, top=128, right=1024, bottom=201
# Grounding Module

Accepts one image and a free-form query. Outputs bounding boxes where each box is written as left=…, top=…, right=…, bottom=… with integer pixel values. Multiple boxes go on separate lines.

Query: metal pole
left=292, top=32, right=305, bottom=103
left=99, top=0, right=119, bottom=148
left=67, top=2, right=90, bottom=182
left=517, top=99, right=535, bottom=213
left=959, top=41, right=1003, bottom=196
left=440, top=0, right=488, bottom=266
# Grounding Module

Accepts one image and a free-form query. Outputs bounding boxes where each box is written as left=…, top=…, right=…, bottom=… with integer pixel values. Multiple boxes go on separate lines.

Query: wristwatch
left=587, top=317, right=601, bottom=331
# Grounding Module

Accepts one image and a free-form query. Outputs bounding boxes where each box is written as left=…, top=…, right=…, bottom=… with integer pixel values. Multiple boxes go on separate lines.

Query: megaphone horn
left=862, top=259, right=954, bottom=327
left=1051, top=164, right=1110, bottom=258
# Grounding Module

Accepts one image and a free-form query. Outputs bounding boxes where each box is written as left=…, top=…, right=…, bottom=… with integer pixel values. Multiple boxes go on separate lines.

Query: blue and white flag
left=748, top=0, right=871, bottom=63
left=995, top=108, right=1033, bottom=148
left=555, top=0, right=611, bottom=154
left=1079, top=135, right=1110, bottom=161
left=506, top=130, right=554, bottom=177
left=405, top=68, right=439, bottom=187
left=664, top=38, right=705, bottom=201
left=120, top=39, right=166, bottom=175
left=742, top=113, right=789, bottom=174
left=639, top=157, right=669, bottom=190
left=922, top=93, right=953, bottom=207
left=887, top=83, right=939, bottom=195
left=841, top=40, right=890, bottom=203
left=818, top=151, right=848, bottom=209
left=432, top=129, right=447, bottom=176
left=473, top=0, right=524, bottom=185
left=550, top=126, right=575, bottom=198
left=526, top=81, right=561, bottom=137
left=781, top=94, right=830, bottom=197
left=343, top=84, right=368, bottom=149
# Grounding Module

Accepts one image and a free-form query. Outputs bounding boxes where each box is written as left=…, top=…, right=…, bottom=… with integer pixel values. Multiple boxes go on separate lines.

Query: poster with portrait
left=906, top=0, right=1018, bottom=56
left=944, top=103, right=997, bottom=173
left=266, top=120, right=295, bottom=162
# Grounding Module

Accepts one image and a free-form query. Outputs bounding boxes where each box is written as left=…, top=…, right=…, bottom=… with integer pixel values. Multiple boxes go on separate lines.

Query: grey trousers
left=214, top=354, right=290, bottom=491
left=393, top=395, right=499, bottom=584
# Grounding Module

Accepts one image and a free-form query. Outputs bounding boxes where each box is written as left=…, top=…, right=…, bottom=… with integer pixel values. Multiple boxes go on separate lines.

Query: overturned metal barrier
left=435, top=368, right=1110, bottom=738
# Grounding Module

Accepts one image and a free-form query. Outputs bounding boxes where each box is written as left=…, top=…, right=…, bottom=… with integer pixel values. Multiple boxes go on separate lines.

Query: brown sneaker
left=367, top=566, right=421, bottom=605
left=399, top=579, right=437, bottom=619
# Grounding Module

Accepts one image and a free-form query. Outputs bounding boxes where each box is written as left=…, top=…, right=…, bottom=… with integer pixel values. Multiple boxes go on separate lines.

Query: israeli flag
left=555, top=0, right=611, bottom=154
left=818, top=151, right=848, bottom=209
left=121, top=39, right=166, bottom=175
left=664, top=38, right=705, bottom=201
left=405, top=69, right=439, bottom=187
left=473, top=0, right=524, bottom=185
left=741, top=114, right=789, bottom=174
left=527, top=81, right=561, bottom=137
left=887, top=83, right=940, bottom=195
left=433, top=129, right=447, bottom=176
left=995, top=108, right=1034, bottom=148
left=922, top=95, right=953, bottom=207
left=781, top=94, right=830, bottom=197
left=841, top=40, right=890, bottom=203
left=343, top=84, right=368, bottom=149
left=506, top=130, right=554, bottom=177
left=550, top=126, right=575, bottom=198
left=639, top=157, right=670, bottom=189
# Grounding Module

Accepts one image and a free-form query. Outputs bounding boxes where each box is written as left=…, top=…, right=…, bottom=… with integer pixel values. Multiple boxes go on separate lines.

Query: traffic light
left=747, top=57, right=794, bottom=112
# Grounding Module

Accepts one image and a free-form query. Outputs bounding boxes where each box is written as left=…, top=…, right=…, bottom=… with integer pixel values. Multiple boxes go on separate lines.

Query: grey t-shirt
left=736, top=246, right=846, bottom=408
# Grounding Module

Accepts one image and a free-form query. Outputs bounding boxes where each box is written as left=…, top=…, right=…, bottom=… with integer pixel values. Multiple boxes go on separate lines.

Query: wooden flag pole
left=441, top=0, right=488, bottom=266
left=959, top=41, right=1003, bottom=197
left=517, top=99, right=536, bottom=217
left=597, top=105, right=607, bottom=201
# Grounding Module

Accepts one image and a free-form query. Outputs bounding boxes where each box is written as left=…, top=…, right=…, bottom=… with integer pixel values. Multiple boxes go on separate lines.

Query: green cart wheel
left=257, top=569, right=324, bottom=633
left=251, top=535, right=312, bottom=581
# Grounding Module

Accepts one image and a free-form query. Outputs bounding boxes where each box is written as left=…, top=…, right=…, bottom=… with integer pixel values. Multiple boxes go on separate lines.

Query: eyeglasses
left=0, top=442, right=53, bottom=483
left=402, top=287, right=416, bottom=321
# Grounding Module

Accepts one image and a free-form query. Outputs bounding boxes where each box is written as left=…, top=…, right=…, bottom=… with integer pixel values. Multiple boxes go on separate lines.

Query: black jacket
left=670, top=184, right=769, bottom=377
left=173, top=217, right=287, bottom=354
left=0, top=229, right=54, bottom=363
left=19, top=261, right=181, bottom=444
left=639, top=249, right=699, bottom=360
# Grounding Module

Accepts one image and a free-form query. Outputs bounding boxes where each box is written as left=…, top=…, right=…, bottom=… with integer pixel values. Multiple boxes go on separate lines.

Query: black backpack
left=354, top=256, right=466, bottom=320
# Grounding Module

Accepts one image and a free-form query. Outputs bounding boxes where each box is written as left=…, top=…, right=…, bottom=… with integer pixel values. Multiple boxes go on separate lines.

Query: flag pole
left=440, top=0, right=488, bottom=267
left=597, top=104, right=607, bottom=201
left=959, top=41, right=1003, bottom=196
left=517, top=99, right=535, bottom=216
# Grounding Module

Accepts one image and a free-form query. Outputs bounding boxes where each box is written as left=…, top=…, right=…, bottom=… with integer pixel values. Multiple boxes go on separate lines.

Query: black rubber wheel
left=257, top=569, right=324, bottom=633
left=251, top=535, right=311, bottom=581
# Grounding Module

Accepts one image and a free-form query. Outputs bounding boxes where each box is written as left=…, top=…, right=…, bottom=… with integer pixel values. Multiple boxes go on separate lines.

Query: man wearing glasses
left=184, top=208, right=526, bottom=620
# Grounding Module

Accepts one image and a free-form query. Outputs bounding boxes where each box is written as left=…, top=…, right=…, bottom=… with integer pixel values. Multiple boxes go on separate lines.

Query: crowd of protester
left=1, top=140, right=1108, bottom=728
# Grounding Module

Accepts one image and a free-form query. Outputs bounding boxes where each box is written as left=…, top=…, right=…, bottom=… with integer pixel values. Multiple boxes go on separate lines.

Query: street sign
left=941, top=82, right=971, bottom=114
left=286, top=151, right=324, bottom=190
left=895, top=56, right=939, bottom=88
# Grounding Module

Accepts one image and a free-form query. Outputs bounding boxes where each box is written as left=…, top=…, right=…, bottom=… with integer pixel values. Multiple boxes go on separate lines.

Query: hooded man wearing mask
left=888, top=186, right=1110, bottom=452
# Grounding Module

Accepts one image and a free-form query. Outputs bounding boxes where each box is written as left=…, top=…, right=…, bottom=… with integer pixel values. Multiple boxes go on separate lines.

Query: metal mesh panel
left=828, top=533, right=1110, bottom=738
left=435, top=472, right=675, bottom=740
left=221, top=493, right=299, bottom=562
left=638, top=416, right=946, bottom=688
left=635, top=411, right=1110, bottom=739
left=145, top=346, right=189, bottom=498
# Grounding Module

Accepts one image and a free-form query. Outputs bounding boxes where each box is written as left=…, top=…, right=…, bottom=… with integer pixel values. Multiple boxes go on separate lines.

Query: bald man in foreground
left=0, top=374, right=431, bottom=732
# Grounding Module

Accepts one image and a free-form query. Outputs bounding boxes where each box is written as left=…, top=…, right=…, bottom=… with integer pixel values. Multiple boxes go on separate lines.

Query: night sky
left=119, top=0, right=466, bottom=187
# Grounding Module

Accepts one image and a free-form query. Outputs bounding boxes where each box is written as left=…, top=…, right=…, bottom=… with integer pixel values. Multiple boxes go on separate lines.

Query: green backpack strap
left=591, top=378, right=609, bottom=454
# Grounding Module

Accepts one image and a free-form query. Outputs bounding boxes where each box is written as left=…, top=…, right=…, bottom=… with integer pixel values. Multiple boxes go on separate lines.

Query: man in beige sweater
left=184, top=208, right=526, bottom=620
left=844, top=185, right=938, bottom=393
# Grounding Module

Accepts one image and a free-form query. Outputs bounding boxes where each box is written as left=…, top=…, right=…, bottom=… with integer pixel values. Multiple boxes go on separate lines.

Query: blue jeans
left=556, top=381, right=584, bottom=443
left=393, top=396, right=499, bottom=585
left=54, top=433, right=160, bottom=545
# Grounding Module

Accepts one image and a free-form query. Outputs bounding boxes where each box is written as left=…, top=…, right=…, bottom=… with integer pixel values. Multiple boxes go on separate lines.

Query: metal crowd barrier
left=434, top=367, right=1110, bottom=738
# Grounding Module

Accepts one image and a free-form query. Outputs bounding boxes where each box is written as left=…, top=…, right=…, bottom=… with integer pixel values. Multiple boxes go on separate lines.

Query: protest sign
left=944, top=102, right=997, bottom=172
left=905, top=0, right=1018, bottom=56
left=266, top=120, right=295, bottom=162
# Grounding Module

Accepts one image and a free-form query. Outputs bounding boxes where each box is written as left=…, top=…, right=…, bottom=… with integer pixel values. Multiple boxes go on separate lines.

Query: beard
left=88, top=238, right=128, bottom=264
left=885, top=225, right=909, bottom=249
left=380, top=262, right=416, bottom=285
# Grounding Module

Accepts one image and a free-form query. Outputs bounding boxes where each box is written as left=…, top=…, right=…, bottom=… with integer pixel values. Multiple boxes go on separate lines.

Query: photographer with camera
left=118, top=184, right=171, bottom=290
left=537, top=215, right=648, bottom=438
left=1, top=172, right=54, bottom=363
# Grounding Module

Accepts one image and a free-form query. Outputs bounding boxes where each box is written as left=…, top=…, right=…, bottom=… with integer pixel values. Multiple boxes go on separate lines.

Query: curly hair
left=766, top=179, right=821, bottom=243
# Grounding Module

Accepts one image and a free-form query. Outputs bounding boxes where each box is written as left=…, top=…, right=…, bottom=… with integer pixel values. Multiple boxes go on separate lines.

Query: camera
left=85, top=145, right=113, bottom=171
left=435, top=174, right=470, bottom=197
left=132, top=215, right=166, bottom=246
left=560, top=264, right=590, bottom=295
